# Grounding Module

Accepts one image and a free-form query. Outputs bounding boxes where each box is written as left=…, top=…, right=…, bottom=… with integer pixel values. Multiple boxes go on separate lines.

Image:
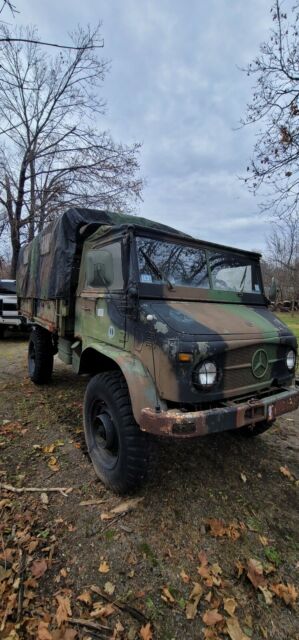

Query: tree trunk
left=10, top=220, right=20, bottom=278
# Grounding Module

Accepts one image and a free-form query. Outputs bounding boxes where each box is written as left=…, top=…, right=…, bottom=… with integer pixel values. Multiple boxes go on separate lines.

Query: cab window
left=85, top=242, right=123, bottom=290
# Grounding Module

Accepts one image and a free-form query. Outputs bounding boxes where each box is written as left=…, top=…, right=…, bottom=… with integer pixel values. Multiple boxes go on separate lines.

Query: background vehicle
left=0, top=279, right=30, bottom=337
left=17, top=208, right=299, bottom=493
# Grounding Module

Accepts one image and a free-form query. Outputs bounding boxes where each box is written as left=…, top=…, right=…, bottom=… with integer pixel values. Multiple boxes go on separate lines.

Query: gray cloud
left=13, top=0, right=273, bottom=254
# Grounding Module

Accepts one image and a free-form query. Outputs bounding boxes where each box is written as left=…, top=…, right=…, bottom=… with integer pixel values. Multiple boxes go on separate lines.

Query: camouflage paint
left=80, top=341, right=166, bottom=423
left=18, top=210, right=299, bottom=436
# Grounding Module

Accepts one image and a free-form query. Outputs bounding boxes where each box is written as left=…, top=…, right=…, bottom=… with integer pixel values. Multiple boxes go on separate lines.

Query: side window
left=85, top=242, right=124, bottom=290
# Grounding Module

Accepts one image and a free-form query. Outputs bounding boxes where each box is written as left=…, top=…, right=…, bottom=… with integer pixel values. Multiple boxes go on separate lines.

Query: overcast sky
left=12, top=0, right=274, bottom=253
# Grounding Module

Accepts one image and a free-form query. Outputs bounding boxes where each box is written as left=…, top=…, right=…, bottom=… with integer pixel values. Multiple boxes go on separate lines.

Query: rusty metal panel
left=139, top=386, right=299, bottom=438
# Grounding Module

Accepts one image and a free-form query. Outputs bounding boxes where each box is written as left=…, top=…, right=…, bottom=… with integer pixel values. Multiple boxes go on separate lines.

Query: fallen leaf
left=203, top=630, right=221, bottom=640
left=37, top=621, right=53, bottom=640
left=198, top=556, right=222, bottom=588
left=247, top=558, right=265, bottom=588
left=279, top=466, right=293, bottom=480
left=56, top=594, right=72, bottom=627
left=226, top=617, right=250, bottom=640
left=206, top=519, right=244, bottom=540
left=40, top=492, right=49, bottom=505
left=223, top=597, right=237, bottom=616
left=258, top=585, right=273, bottom=605
left=113, top=622, right=124, bottom=635
left=202, top=608, right=223, bottom=626
left=77, top=590, right=92, bottom=605
left=240, top=473, right=247, bottom=483
left=31, top=558, right=48, bottom=578
left=43, top=443, right=56, bottom=454
left=98, top=561, right=110, bottom=574
left=161, top=586, right=175, bottom=604
left=185, top=582, right=203, bottom=620
left=139, top=623, right=153, bottom=640
left=259, top=536, right=268, bottom=546
left=100, top=512, right=115, bottom=521
left=104, top=581, right=115, bottom=595
left=198, top=550, right=208, bottom=566
left=270, top=582, right=298, bottom=605
left=28, top=539, right=39, bottom=554
left=263, top=562, right=276, bottom=575
left=109, top=497, right=144, bottom=516
left=48, top=456, right=60, bottom=472
left=91, top=602, right=115, bottom=618
left=180, top=569, right=190, bottom=583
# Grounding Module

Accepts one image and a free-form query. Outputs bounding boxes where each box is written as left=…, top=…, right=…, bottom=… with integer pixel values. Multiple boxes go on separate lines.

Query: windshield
left=136, top=238, right=262, bottom=295
left=0, top=280, right=16, bottom=294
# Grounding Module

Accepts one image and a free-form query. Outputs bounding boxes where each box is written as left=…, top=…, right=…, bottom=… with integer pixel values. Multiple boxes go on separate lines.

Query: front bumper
left=0, top=318, right=22, bottom=326
left=139, top=384, right=299, bottom=438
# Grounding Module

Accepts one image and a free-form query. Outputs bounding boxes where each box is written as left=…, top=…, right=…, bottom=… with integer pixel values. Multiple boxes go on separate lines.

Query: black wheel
left=234, top=420, right=274, bottom=437
left=83, top=371, right=149, bottom=493
left=0, top=325, right=4, bottom=339
left=28, top=326, right=54, bottom=384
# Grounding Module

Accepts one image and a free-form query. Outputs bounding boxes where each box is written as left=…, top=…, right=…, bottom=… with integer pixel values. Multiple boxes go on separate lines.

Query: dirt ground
left=0, top=336, right=298, bottom=640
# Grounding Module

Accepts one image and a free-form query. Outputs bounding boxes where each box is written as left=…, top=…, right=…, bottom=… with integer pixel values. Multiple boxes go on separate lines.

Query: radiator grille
left=221, top=343, right=287, bottom=392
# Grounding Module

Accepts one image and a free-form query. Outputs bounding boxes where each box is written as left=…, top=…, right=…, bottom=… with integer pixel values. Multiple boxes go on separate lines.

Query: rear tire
left=84, top=370, right=149, bottom=494
left=234, top=420, right=274, bottom=437
left=28, top=326, right=54, bottom=384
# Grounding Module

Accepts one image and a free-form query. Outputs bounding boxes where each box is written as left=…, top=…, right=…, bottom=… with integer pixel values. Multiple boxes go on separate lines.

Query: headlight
left=286, top=350, right=296, bottom=370
left=198, top=361, right=217, bottom=387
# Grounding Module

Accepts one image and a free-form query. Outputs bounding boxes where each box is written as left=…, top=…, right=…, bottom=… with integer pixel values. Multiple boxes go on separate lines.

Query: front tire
left=84, top=371, right=149, bottom=494
left=28, top=326, right=54, bottom=384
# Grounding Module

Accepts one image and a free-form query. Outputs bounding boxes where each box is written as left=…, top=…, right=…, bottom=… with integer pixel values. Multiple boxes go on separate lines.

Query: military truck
left=17, top=208, right=299, bottom=493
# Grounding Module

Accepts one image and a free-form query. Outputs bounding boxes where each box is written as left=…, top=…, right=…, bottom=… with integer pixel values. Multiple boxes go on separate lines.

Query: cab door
left=75, top=240, right=126, bottom=348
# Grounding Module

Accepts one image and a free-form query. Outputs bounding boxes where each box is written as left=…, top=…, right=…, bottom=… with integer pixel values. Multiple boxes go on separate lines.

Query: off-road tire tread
left=28, top=326, right=53, bottom=385
left=84, top=370, right=150, bottom=493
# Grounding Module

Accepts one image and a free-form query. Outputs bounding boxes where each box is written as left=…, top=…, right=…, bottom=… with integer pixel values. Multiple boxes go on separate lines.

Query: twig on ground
left=0, top=483, right=72, bottom=497
left=16, top=548, right=27, bottom=622
left=68, top=617, right=112, bottom=637
left=90, top=585, right=147, bottom=624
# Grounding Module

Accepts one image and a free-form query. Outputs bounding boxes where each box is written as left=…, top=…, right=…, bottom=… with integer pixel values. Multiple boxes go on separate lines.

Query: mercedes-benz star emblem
left=252, top=349, right=268, bottom=379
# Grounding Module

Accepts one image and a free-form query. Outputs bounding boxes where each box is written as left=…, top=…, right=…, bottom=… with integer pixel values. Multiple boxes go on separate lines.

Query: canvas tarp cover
left=17, top=207, right=185, bottom=300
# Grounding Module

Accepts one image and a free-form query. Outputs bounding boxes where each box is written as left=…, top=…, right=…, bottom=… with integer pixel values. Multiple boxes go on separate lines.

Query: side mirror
left=269, top=277, right=277, bottom=302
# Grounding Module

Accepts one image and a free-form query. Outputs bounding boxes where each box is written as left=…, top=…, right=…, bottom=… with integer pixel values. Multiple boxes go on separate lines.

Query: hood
left=147, top=301, right=292, bottom=341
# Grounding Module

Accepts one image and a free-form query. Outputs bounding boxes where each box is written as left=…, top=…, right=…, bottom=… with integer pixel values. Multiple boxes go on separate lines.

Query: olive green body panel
left=132, top=300, right=297, bottom=404
left=148, top=300, right=289, bottom=338
left=75, top=294, right=128, bottom=350
left=79, top=341, right=165, bottom=423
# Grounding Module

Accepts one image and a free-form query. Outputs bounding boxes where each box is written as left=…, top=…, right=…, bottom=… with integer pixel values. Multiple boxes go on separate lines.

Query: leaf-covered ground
left=0, top=336, right=298, bottom=640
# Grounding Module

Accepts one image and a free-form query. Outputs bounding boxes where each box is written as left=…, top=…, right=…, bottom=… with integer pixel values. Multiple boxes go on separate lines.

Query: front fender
left=81, top=343, right=166, bottom=424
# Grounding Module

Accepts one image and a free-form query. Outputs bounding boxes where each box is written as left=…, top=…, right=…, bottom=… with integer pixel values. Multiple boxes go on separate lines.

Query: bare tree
left=243, top=0, right=299, bottom=220
left=0, top=0, right=18, bottom=18
left=265, top=216, right=299, bottom=306
left=0, top=24, right=143, bottom=276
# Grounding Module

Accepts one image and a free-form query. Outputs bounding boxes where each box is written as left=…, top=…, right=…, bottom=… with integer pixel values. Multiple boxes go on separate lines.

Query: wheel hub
left=94, top=411, right=116, bottom=450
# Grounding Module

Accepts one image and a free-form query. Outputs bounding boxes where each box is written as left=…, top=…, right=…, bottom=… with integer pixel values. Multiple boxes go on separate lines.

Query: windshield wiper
left=238, top=266, right=248, bottom=295
left=140, top=249, right=174, bottom=290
